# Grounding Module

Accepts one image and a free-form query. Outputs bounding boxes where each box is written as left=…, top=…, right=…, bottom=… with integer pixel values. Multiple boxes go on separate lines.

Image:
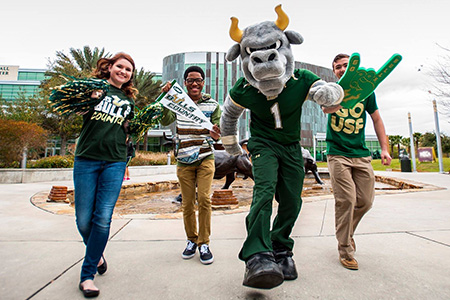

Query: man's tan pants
left=177, top=159, right=215, bottom=246
left=328, top=155, right=375, bottom=259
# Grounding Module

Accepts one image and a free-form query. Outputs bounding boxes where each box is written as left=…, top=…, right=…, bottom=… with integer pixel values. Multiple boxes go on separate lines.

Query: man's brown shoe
left=351, top=238, right=356, bottom=252
left=340, top=257, right=358, bottom=270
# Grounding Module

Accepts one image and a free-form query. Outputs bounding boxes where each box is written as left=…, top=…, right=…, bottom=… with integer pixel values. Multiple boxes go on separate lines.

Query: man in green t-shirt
left=323, top=53, right=392, bottom=270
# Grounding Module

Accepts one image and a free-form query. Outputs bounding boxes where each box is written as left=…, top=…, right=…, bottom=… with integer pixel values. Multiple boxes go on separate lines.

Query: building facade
left=0, top=66, right=45, bottom=101
left=315, top=133, right=382, bottom=162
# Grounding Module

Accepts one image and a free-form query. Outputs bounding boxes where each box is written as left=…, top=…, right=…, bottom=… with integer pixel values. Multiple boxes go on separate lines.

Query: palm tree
left=133, top=68, right=163, bottom=109
left=413, top=132, right=422, bottom=153
left=401, top=137, right=410, bottom=155
left=69, top=46, right=110, bottom=73
left=133, top=68, right=163, bottom=150
left=388, top=135, right=402, bottom=158
left=46, top=46, right=110, bottom=80
left=39, top=46, right=110, bottom=155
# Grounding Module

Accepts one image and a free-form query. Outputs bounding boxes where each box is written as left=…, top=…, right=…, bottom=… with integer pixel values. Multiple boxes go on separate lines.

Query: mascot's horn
left=274, top=4, right=289, bottom=31
left=229, top=5, right=289, bottom=43
left=229, top=17, right=243, bottom=43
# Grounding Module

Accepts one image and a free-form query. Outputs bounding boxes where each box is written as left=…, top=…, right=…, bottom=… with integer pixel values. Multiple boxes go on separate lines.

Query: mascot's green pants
left=239, top=137, right=304, bottom=261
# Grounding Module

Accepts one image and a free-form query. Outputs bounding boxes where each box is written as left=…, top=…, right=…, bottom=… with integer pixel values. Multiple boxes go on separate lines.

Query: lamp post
left=408, top=112, right=417, bottom=172
left=432, top=99, right=445, bottom=173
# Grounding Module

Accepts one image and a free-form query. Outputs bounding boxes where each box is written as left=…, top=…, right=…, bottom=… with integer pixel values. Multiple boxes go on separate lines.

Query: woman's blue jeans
left=73, top=157, right=126, bottom=282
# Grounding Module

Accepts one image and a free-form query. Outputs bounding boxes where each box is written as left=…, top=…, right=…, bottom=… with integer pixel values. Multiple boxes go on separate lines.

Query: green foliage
left=133, top=68, right=163, bottom=109
left=28, top=155, right=74, bottom=168
left=318, top=158, right=450, bottom=173
left=419, top=131, right=450, bottom=154
left=69, top=46, right=110, bottom=73
left=38, top=46, right=110, bottom=155
left=0, top=119, right=48, bottom=167
left=442, top=135, right=450, bottom=154
left=45, top=46, right=109, bottom=81
left=0, top=90, right=47, bottom=123
left=132, top=68, right=164, bottom=149
left=413, top=132, right=422, bottom=151
left=420, top=132, right=436, bottom=147
left=388, top=135, right=402, bottom=158
left=401, top=137, right=410, bottom=153
left=15, top=152, right=174, bottom=168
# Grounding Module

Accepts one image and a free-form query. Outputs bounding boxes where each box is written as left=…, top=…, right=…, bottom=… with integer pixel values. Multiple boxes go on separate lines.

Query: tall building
left=0, top=66, right=45, bottom=101
left=295, top=61, right=337, bottom=149
left=163, top=52, right=242, bottom=105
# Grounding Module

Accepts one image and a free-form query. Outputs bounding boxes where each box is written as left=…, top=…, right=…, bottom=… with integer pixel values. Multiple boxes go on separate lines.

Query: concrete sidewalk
left=0, top=170, right=449, bottom=299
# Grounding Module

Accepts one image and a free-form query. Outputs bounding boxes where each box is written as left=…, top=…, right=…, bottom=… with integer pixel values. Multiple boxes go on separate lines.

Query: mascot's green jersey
left=326, top=93, right=378, bottom=157
left=75, top=86, right=134, bottom=162
left=229, top=69, right=319, bottom=145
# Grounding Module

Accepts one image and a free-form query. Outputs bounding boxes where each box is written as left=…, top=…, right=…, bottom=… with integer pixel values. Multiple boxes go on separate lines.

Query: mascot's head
left=226, top=4, right=303, bottom=99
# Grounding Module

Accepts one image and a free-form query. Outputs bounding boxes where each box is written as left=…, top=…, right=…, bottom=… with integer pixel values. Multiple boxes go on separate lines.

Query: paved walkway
left=0, top=170, right=449, bottom=299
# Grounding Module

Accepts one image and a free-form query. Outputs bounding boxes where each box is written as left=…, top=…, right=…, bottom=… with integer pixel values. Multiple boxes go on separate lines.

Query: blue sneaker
left=199, top=244, right=214, bottom=265
left=182, top=241, right=197, bottom=259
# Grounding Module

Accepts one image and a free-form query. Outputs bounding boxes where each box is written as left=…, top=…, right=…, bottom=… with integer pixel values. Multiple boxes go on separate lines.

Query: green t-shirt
left=75, top=86, right=135, bottom=162
left=230, top=69, right=320, bottom=145
left=326, top=93, right=378, bottom=157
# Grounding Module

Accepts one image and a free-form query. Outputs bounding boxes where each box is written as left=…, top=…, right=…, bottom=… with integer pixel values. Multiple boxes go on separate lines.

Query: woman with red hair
left=73, top=53, right=137, bottom=297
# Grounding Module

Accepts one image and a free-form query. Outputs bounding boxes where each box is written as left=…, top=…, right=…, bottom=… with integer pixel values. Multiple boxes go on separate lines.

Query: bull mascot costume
left=220, top=5, right=344, bottom=289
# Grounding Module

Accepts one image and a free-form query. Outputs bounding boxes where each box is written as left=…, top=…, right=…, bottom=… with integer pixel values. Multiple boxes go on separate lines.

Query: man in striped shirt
left=161, top=66, right=221, bottom=265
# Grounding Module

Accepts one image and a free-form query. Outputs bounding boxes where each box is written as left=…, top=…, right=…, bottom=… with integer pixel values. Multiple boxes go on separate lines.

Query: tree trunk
left=143, top=133, right=148, bottom=151
left=60, top=138, right=68, bottom=156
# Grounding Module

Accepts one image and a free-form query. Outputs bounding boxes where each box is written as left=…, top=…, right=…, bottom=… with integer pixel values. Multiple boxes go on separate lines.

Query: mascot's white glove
left=220, top=96, right=245, bottom=156
left=308, top=80, right=344, bottom=107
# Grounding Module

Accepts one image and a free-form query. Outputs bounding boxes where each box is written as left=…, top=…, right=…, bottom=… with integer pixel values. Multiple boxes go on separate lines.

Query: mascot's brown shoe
left=340, top=257, right=359, bottom=270
left=243, top=252, right=284, bottom=289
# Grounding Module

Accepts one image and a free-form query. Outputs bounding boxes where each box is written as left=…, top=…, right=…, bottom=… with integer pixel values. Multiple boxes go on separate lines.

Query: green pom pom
left=129, top=102, right=164, bottom=141
left=49, top=77, right=110, bottom=115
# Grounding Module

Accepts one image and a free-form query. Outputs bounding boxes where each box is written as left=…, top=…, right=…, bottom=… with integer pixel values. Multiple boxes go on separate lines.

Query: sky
left=2, top=0, right=450, bottom=136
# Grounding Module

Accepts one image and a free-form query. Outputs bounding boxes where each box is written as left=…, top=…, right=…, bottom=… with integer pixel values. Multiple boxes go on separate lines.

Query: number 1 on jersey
left=270, top=102, right=283, bottom=129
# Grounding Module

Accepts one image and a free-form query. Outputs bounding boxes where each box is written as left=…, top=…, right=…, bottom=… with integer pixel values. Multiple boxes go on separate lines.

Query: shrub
left=0, top=119, right=48, bottom=167
left=8, top=151, right=174, bottom=168
left=28, top=155, right=74, bottom=168
left=129, top=151, right=175, bottom=166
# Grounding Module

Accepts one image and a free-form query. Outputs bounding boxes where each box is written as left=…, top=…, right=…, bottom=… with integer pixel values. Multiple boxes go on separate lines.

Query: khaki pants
left=328, top=155, right=374, bottom=259
left=177, top=159, right=215, bottom=246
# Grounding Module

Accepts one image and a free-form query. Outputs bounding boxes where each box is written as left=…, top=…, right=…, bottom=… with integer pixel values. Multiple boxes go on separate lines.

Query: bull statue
left=163, top=134, right=254, bottom=203
left=163, top=132, right=253, bottom=189
left=302, top=147, right=324, bottom=185
left=214, top=147, right=254, bottom=189
left=219, top=4, right=344, bottom=289
left=172, top=140, right=323, bottom=203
